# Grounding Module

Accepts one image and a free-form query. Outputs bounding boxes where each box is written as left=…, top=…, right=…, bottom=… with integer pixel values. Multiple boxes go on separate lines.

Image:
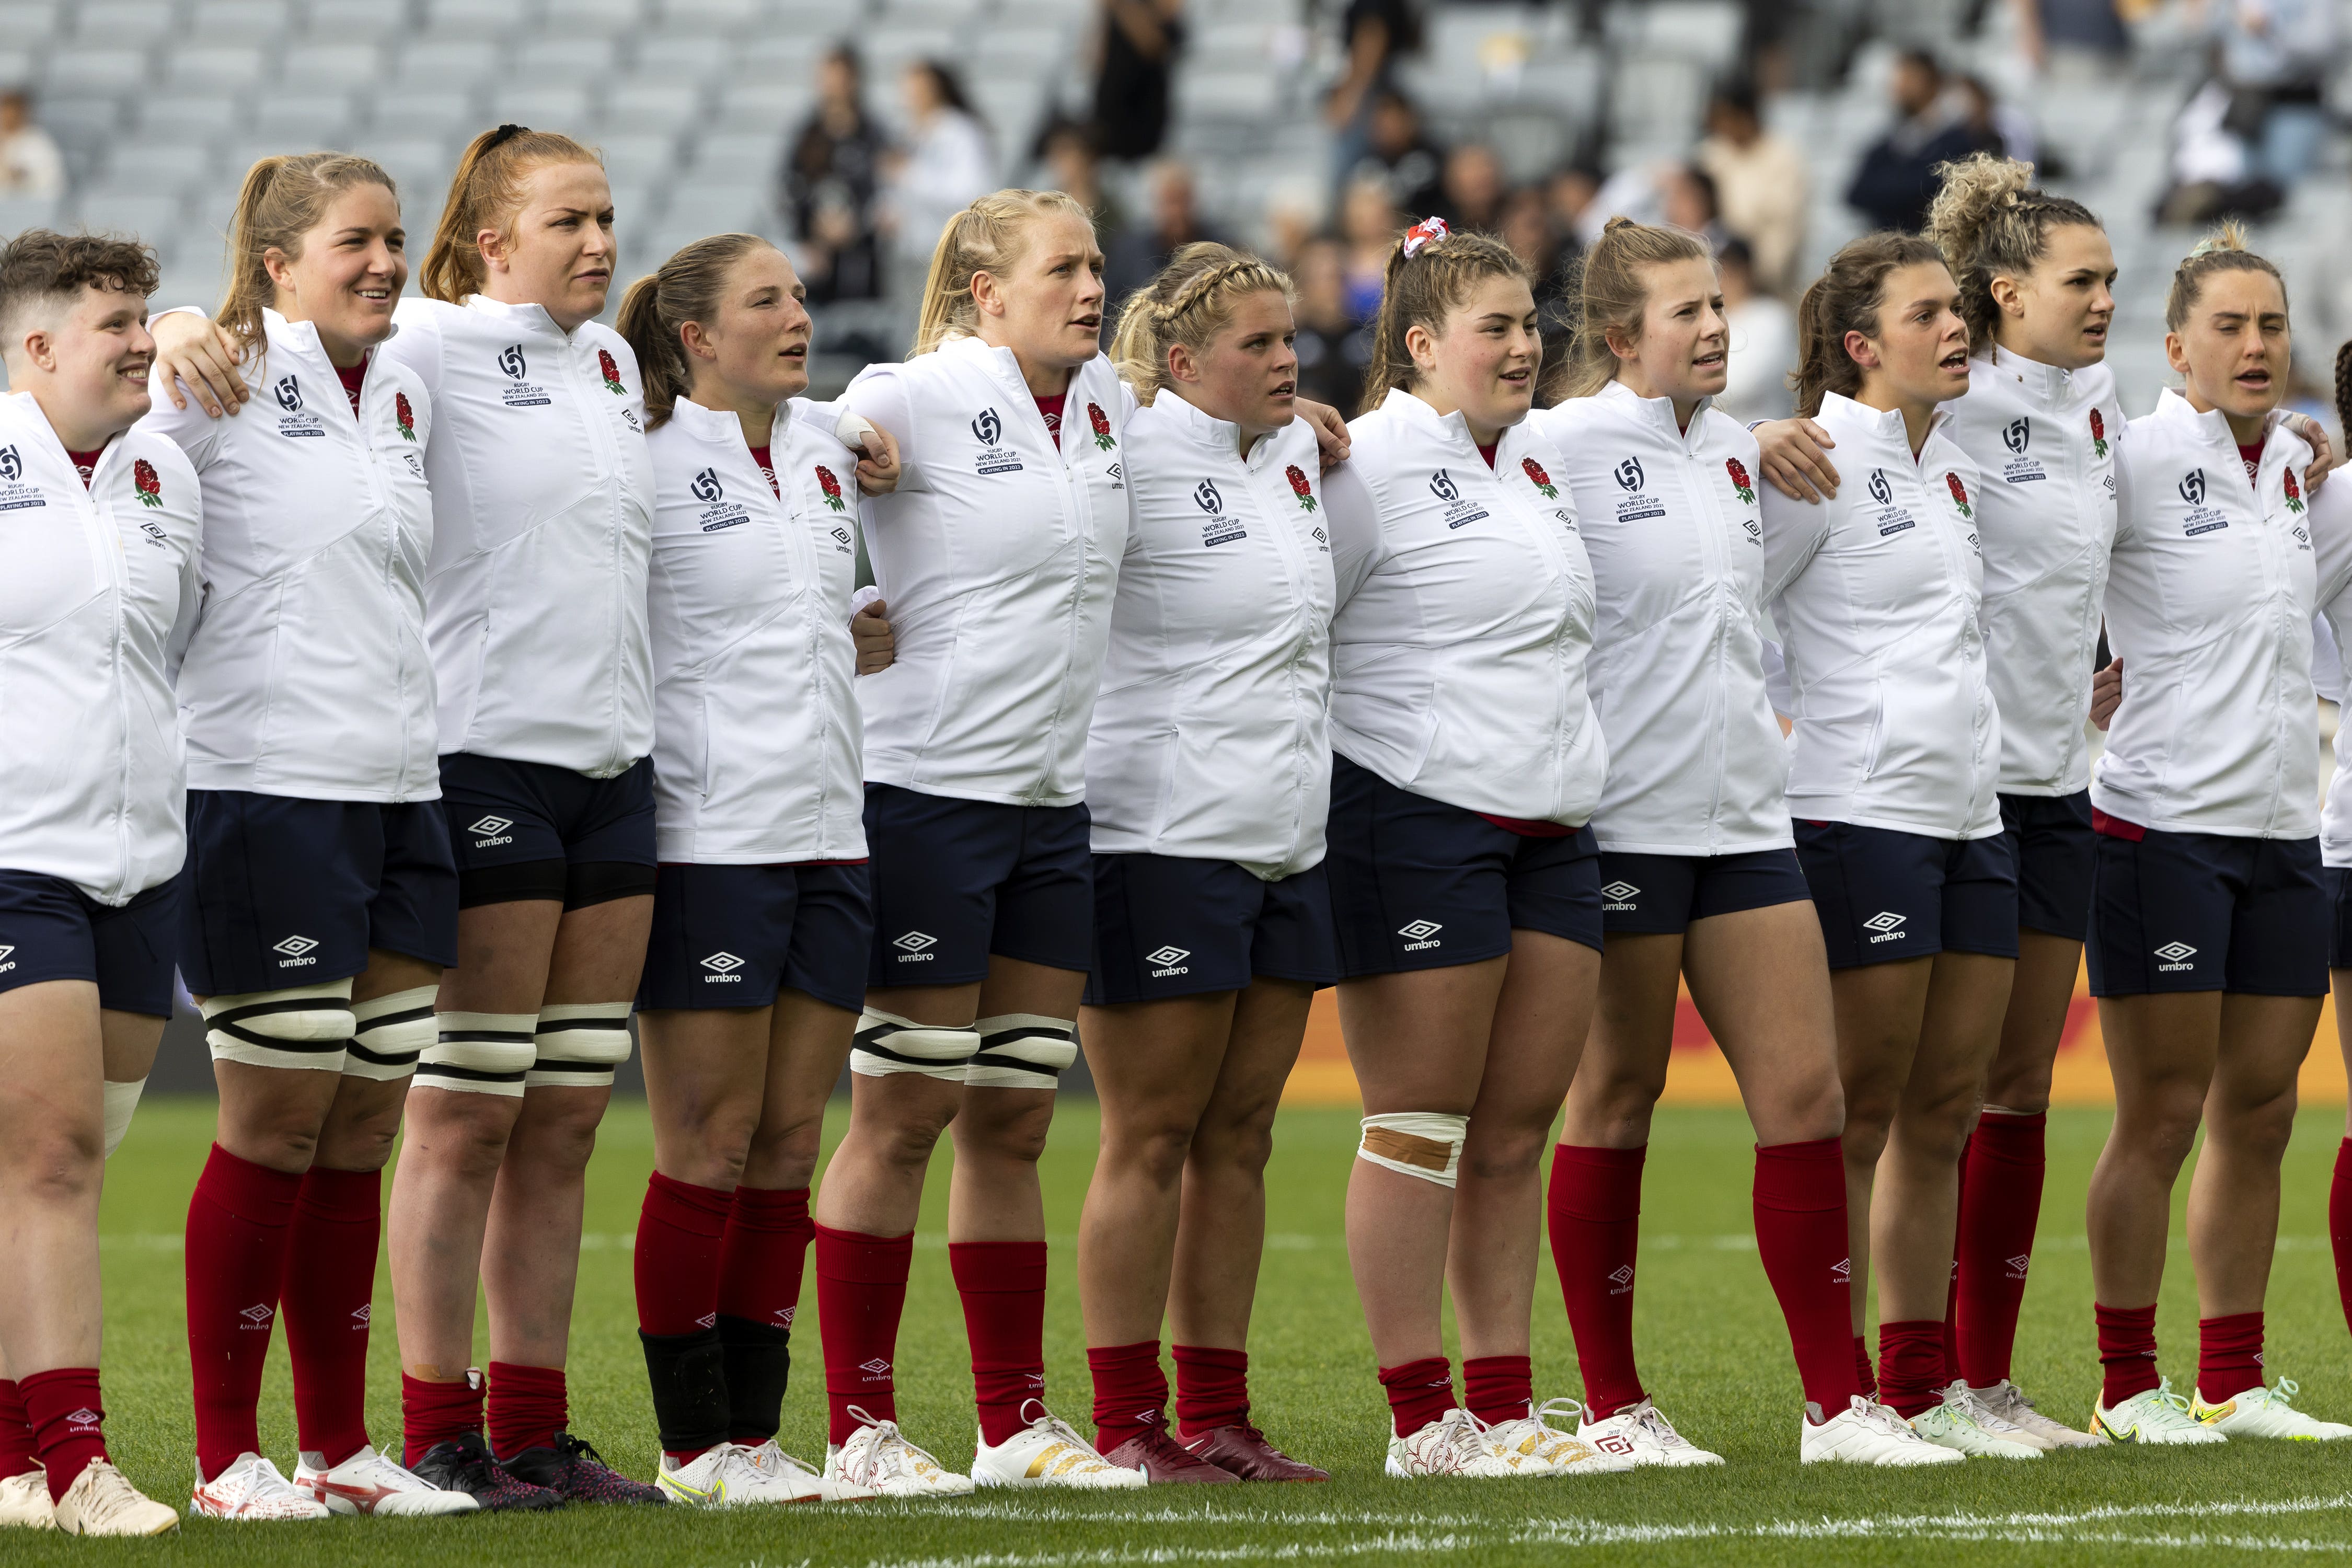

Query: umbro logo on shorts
left=1601, top=881, right=1640, bottom=910
left=469, top=814, right=515, bottom=847
left=273, top=934, right=320, bottom=967
left=892, top=931, right=937, bottom=961
left=1399, top=919, right=1443, bottom=952
left=1146, top=944, right=1190, bottom=977
left=2155, top=941, right=2197, bottom=971
left=700, top=951, right=745, bottom=982
left=1863, top=912, right=1907, bottom=944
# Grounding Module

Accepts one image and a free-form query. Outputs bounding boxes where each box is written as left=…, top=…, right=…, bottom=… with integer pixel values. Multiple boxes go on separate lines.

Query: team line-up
left=3, top=117, right=2350, bottom=1536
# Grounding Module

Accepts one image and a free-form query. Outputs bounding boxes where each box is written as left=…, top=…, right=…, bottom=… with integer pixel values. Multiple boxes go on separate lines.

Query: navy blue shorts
left=439, top=753, right=658, bottom=908
left=639, top=861, right=873, bottom=1014
left=863, top=785, right=1093, bottom=986
left=0, top=869, right=183, bottom=1017
left=1324, top=753, right=1602, bottom=976
left=1085, top=854, right=1339, bottom=1004
left=2087, top=815, right=2326, bottom=997
left=179, top=792, right=459, bottom=995
left=2326, top=865, right=2352, bottom=972
left=1793, top=820, right=2019, bottom=970
left=2001, top=790, right=2095, bottom=943
left=1597, top=848, right=1812, bottom=936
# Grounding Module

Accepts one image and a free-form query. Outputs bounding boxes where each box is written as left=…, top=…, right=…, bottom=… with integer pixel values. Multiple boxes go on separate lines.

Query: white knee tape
left=525, top=1002, right=633, bottom=1090
left=1357, top=1112, right=1468, bottom=1187
left=416, top=1011, right=537, bottom=1097
left=344, top=985, right=437, bottom=1081
left=202, top=981, right=355, bottom=1073
left=102, top=1077, right=146, bottom=1160
left=849, top=1008, right=978, bottom=1081
left=963, top=1013, right=1078, bottom=1091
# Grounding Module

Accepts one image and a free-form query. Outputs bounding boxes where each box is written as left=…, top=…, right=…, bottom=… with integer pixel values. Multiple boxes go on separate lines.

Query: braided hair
left=2335, top=338, right=2350, bottom=437
left=1923, top=152, right=2101, bottom=352
left=1108, top=242, right=1294, bottom=403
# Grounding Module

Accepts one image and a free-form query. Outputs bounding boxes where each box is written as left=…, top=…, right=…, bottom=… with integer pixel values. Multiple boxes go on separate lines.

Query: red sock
left=280, top=1165, right=379, bottom=1465
left=950, top=1240, right=1048, bottom=1447
left=1954, top=1112, right=2045, bottom=1388
left=2331, top=1140, right=2352, bottom=1338
left=184, top=1143, right=302, bottom=1480
left=1088, top=1340, right=1167, bottom=1452
left=717, top=1185, right=813, bottom=1331
left=486, top=1362, right=566, bottom=1460
left=2096, top=1302, right=2160, bottom=1408
left=1378, top=1357, right=1454, bottom=1438
left=634, top=1171, right=731, bottom=1336
left=0, top=1380, right=35, bottom=1480
left=19, top=1369, right=106, bottom=1504
left=1853, top=1335, right=1876, bottom=1397
left=2198, top=1311, right=2265, bottom=1403
left=1172, top=1345, right=1249, bottom=1439
left=1462, top=1354, right=1532, bottom=1426
left=1875, top=1319, right=1945, bottom=1418
left=1547, top=1143, right=1645, bottom=1417
left=816, top=1225, right=912, bottom=1445
left=400, top=1371, right=483, bottom=1468
left=1752, top=1138, right=1860, bottom=1412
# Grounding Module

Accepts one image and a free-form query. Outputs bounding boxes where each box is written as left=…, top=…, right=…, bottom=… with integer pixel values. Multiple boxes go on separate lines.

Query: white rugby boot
left=54, top=1461, right=180, bottom=1536
left=1386, top=1408, right=1541, bottom=1478
left=188, top=1452, right=331, bottom=1519
left=1968, top=1379, right=2106, bottom=1448
left=2192, top=1379, right=2352, bottom=1440
left=741, top=1438, right=877, bottom=1501
left=1800, top=1396, right=1965, bottom=1466
left=0, top=1467, right=53, bottom=1529
left=1907, top=1382, right=2041, bottom=1458
left=1576, top=1397, right=1724, bottom=1467
left=1482, top=1399, right=1635, bottom=1475
left=823, top=1408, right=974, bottom=1497
left=295, top=1444, right=480, bottom=1516
left=655, top=1442, right=823, bottom=1506
left=2090, top=1378, right=2227, bottom=1445
left=969, top=1401, right=1145, bottom=1490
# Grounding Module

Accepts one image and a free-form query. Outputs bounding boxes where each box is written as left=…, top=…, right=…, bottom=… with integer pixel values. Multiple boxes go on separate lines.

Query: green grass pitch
left=25, top=1094, right=2352, bottom=1565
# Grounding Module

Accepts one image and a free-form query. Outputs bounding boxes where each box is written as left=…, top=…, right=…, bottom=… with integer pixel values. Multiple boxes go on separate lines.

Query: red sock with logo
left=1547, top=1143, right=1645, bottom=1417
left=950, top=1240, right=1048, bottom=1447
left=1875, top=1319, right=1946, bottom=1419
left=400, top=1371, right=482, bottom=1468
left=1853, top=1335, right=1876, bottom=1397
left=1954, top=1112, right=2045, bottom=1388
left=1172, top=1345, right=1250, bottom=1439
left=0, top=1380, right=34, bottom=1480
left=1088, top=1340, right=1167, bottom=1453
left=1462, top=1355, right=1532, bottom=1426
left=185, top=1143, right=301, bottom=1480
left=279, top=1165, right=379, bottom=1466
left=19, top=1370, right=106, bottom=1503
left=1752, top=1138, right=1860, bottom=1412
left=816, top=1225, right=912, bottom=1444
left=2332, top=1141, right=2352, bottom=1337
left=1378, top=1357, right=1455, bottom=1438
left=634, top=1171, right=731, bottom=1336
left=2096, top=1302, right=2160, bottom=1408
left=717, top=1185, right=813, bottom=1333
left=486, top=1362, right=566, bottom=1460
left=2197, top=1311, right=2265, bottom=1403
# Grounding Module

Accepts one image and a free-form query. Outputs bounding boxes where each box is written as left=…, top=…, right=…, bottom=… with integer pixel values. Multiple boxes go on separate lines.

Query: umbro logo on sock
left=352, top=1305, right=371, bottom=1325
left=776, top=1306, right=795, bottom=1326
left=696, top=1312, right=717, bottom=1329
left=1832, top=1258, right=1852, bottom=1283
left=1607, top=1265, right=1634, bottom=1296
left=859, top=1357, right=891, bottom=1376
left=2004, top=1254, right=2031, bottom=1279
left=64, top=1409, right=99, bottom=1430
left=239, top=1304, right=275, bottom=1328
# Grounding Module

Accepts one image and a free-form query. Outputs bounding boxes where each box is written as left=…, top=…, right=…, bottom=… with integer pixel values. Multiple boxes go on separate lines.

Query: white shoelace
left=77, top=1462, right=154, bottom=1527
left=1430, top=1409, right=1495, bottom=1468
left=1627, top=1402, right=1694, bottom=1449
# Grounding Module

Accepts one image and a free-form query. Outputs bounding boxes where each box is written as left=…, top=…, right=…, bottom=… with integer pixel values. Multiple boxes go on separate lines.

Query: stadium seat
left=189, top=0, right=297, bottom=43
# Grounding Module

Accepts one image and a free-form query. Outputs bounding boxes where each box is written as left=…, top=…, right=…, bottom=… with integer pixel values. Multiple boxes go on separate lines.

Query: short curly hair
left=0, top=229, right=159, bottom=343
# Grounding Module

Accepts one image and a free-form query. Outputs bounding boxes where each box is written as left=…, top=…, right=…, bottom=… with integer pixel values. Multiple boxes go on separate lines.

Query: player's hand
left=852, top=596, right=895, bottom=674
left=2287, top=411, right=2337, bottom=492
left=851, top=423, right=902, bottom=496
left=2091, top=658, right=2123, bottom=731
left=1755, top=417, right=1840, bottom=503
left=1297, top=396, right=1351, bottom=472
left=152, top=314, right=251, bottom=418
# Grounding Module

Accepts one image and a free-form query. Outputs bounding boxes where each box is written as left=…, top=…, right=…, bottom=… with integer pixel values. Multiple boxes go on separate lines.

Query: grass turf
left=25, top=1095, right=2352, bottom=1565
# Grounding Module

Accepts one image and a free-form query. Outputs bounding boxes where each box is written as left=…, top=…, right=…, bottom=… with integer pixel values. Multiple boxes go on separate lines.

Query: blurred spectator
left=2204, top=0, right=2338, bottom=188
left=2011, top=0, right=2129, bottom=78
left=1326, top=0, right=1424, bottom=185
left=1339, top=175, right=1401, bottom=321
left=782, top=47, right=885, bottom=302
left=1696, top=79, right=1807, bottom=294
left=1547, top=166, right=1600, bottom=245
left=1091, top=0, right=1186, bottom=162
left=0, top=91, right=62, bottom=200
left=1659, top=164, right=1732, bottom=254
left=1954, top=74, right=2037, bottom=168
left=1038, top=117, right=1128, bottom=254
left=1437, top=144, right=1507, bottom=233
left=1498, top=187, right=1572, bottom=379
left=1716, top=238, right=1796, bottom=422
left=2158, top=78, right=2286, bottom=225
left=1291, top=235, right=1372, bottom=413
left=1346, top=87, right=1446, bottom=215
left=883, top=61, right=993, bottom=275
left=1106, top=159, right=1228, bottom=304
left=1844, top=49, right=1988, bottom=232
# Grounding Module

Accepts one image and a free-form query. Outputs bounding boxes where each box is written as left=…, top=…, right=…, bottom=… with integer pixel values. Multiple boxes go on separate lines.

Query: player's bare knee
left=1460, top=1122, right=1549, bottom=1182
left=741, top=1114, right=823, bottom=1190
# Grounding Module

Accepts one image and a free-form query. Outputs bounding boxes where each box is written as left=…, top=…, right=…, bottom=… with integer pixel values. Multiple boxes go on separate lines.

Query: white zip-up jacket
left=1945, top=347, right=2122, bottom=797
left=2309, top=478, right=2352, bottom=864
left=843, top=335, right=1130, bottom=806
left=375, top=295, right=654, bottom=778
left=142, top=309, right=438, bottom=801
left=2096, top=389, right=2316, bottom=838
left=0, top=394, right=202, bottom=902
left=1087, top=393, right=1334, bottom=878
left=646, top=396, right=866, bottom=863
left=1325, top=388, right=1605, bottom=825
left=1529, top=381, right=1789, bottom=855
left=1761, top=391, right=2001, bottom=839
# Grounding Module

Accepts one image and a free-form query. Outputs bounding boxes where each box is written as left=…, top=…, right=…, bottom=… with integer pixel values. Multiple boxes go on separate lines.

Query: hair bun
left=1400, top=216, right=1450, bottom=258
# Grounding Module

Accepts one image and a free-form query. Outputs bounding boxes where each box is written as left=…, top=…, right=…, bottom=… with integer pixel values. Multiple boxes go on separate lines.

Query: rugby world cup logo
left=1194, top=478, right=1222, bottom=514
left=274, top=375, right=303, bottom=412
left=1429, top=469, right=1459, bottom=502
left=2180, top=468, right=2206, bottom=506
left=972, top=408, right=1002, bottom=445
left=690, top=468, right=723, bottom=503
left=499, top=343, right=528, bottom=381
left=1613, top=456, right=1644, bottom=491
left=1867, top=469, right=1893, bottom=506
left=0, top=445, right=19, bottom=481
left=2002, top=417, right=2030, bottom=454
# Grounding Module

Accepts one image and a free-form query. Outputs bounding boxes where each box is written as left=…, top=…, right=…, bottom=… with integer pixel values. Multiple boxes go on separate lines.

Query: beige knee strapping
left=849, top=1008, right=977, bottom=1081
left=416, top=1011, right=536, bottom=1096
left=526, top=1002, right=633, bottom=1090
left=202, top=979, right=355, bottom=1072
left=1357, top=1112, right=1468, bottom=1187
left=963, top=1013, right=1077, bottom=1091
left=344, top=985, right=437, bottom=1081
left=102, top=1077, right=146, bottom=1159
